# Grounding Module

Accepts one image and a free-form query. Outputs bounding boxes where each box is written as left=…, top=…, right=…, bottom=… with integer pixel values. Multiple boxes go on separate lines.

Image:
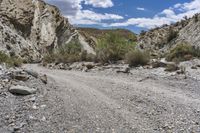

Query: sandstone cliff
left=0, top=0, right=95, bottom=61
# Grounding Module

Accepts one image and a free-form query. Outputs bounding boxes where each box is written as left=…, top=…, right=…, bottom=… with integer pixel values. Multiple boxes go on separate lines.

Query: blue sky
left=45, top=0, right=200, bottom=33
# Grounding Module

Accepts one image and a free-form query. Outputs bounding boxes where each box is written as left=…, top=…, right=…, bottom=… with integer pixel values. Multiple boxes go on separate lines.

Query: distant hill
left=77, top=28, right=137, bottom=49
left=78, top=27, right=137, bottom=41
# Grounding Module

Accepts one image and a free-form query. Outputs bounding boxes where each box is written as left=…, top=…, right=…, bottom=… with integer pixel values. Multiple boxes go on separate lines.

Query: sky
left=45, top=0, right=200, bottom=33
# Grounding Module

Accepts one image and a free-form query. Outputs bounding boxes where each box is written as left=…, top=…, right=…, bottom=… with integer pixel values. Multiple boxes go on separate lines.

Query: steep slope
left=0, top=0, right=95, bottom=61
left=178, top=15, right=200, bottom=48
left=138, top=14, right=200, bottom=54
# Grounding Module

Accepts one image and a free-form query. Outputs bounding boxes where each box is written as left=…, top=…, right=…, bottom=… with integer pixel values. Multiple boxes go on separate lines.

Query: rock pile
left=0, top=65, right=47, bottom=95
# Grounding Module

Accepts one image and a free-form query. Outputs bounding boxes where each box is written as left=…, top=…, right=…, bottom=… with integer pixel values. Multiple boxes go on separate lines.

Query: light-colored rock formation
left=0, top=0, right=95, bottom=61
left=137, top=14, right=200, bottom=54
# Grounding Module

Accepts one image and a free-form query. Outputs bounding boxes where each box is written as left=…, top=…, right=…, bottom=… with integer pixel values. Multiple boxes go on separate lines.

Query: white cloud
left=136, top=7, right=145, bottom=11
left=110, top=0, right=200, bottom=29
left=45, top=0, right=200, bottom=29
left=110, top=17, right=173, bottom=29
left=84, top=0, right=113, bottom=8
left=45, top=0, right=121, bottom=26
left=67, top=10, right=123, bottom=26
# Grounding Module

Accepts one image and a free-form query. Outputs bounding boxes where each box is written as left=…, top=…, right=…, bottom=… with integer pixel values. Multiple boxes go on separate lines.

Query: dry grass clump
left=0, top=51, right=22, bottom=67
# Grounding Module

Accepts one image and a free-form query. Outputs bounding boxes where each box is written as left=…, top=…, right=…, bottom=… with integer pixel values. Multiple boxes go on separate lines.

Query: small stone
left=41, top=116, right=46, bottom=121
left=24, top=69, right=39, bottom=78
left=165, top=63, right=179, bottom=72
left=40, top=105, right=47, bottom=108
left=191, top=66, right=197, bottom=69
left=13, top=126, right=20, bottom=131
left=29, top=115, right=34, bottom=120
left=9, top=85, right=37, bottom=95
left=5, top=115, right=9, bottom=120
left=82, top=67, right=88, bottom=72
left=12, top=73, right=29, bottom=81
left=116, top=67, right=130, bottom=74
left=85, top=63, right=95, bottom=69
left=13, top=123, right=26, bottom=131
left=40, top=74, right=47, bottom=84
left=29, top=97, right=36, bottom=102
left=32, top=104, right=37, bottom=109
left=2, top=79, right=9, bottom=83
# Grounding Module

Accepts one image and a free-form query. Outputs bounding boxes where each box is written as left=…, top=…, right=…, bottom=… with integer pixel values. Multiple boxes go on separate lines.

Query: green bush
left=43, top=41, right=97, bottom=64
left=96, top=32, right=136, bottom=63
left=43, top=53, right=56, bottom=63
left=194, top=13, right=199, bottom=22
left=0, top=51, right=23, bottom=67
left=125, top=50, right=150, bottom=67
left=167, top=29, right=178, bottom=42
left=166, top=43, right=200, bottom=62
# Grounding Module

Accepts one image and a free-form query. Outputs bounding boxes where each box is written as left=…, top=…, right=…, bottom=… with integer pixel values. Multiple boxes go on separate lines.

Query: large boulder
left=9, top=85, right=37, bottom=95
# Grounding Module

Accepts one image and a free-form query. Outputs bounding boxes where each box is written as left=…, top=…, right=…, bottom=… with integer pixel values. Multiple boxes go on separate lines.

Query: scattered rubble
left=0, top=65, right=65, bottom=132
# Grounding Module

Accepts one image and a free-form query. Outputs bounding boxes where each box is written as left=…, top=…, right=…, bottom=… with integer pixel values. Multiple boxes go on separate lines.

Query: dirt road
left=25, top=64, right=200, bottom=132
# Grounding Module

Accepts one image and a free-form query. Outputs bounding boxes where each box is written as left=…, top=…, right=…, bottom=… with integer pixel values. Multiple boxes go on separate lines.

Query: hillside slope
left=138, top=14, right=200, bottom=55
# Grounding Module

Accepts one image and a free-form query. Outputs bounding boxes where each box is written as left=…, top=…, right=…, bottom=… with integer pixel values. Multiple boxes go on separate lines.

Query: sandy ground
left=20, top=64, right=200, bottom=133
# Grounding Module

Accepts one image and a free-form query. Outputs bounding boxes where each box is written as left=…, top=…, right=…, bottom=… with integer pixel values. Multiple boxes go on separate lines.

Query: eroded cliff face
left=137, top=14, right=200, bottom=55
left=0, top=0, right=95, bottom=61
left=178, top=15, right=200, bottom=48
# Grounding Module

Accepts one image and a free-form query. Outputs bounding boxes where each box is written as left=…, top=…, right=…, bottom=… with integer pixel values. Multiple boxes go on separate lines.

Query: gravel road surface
left=24, top=64, right=200, bottom=133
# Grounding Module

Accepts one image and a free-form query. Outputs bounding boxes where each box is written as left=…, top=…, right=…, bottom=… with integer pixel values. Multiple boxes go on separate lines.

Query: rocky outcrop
left=0, top=0, right=95, bottom=61
left=178, top=15, right=200, bottom=48
left=138, top=14, right=200, bottom=54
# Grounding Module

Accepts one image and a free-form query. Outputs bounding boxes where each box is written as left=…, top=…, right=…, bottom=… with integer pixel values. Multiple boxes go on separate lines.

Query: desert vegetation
left=0, top=51, right=22, bottom=67
left=125, top=50, right=150, bottom=67
left=166, top=43, right=200, bottom=62
left=43, top=40, right=96, bottom=64
left=42, top=31, right=152, bottom=67
left=95, top=32, right=136, bottom=63
left=43, top=31, right=144, bottom=66
left=43, top=41, right=81, bottom=63
left=167, top=28, right=178, bottom=42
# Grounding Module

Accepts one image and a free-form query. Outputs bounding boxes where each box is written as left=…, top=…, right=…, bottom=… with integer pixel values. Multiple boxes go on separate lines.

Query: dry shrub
left=125, top=50, right=150, bottom=67
left=166, top=43, right=200, bottom=62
